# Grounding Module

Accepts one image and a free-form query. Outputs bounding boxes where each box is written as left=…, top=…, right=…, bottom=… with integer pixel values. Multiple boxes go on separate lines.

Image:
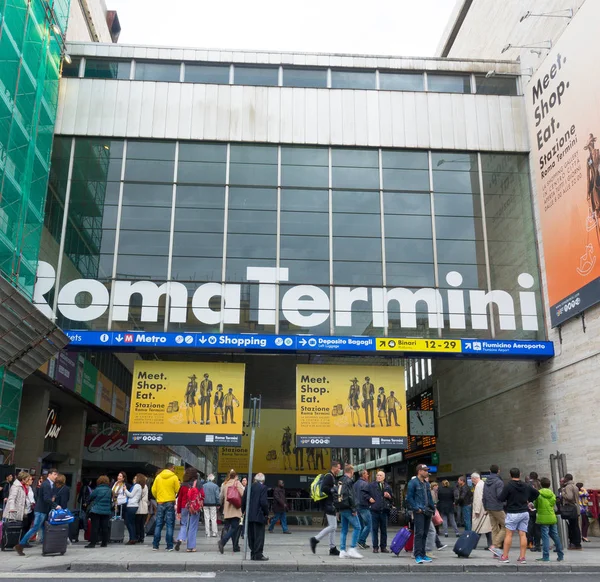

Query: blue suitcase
left=390, top=527, right=413, bottom=555
left=453, top=530, right=480, bottom=558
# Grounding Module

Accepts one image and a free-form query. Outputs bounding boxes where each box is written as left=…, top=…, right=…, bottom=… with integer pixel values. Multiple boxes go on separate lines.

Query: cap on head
left=416, top=464, right=429, bottom=473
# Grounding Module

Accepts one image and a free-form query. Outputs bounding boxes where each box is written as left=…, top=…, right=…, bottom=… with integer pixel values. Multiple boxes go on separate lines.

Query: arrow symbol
left=115, top=334, right=123, bottom=343
left=299, top=338, right=307, bottom=346
left=198, top=336, right=207, bottom=344
left=379, top=340, right=386, bottom=347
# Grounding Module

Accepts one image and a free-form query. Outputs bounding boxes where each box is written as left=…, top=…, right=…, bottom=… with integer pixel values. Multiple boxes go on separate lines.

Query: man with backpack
left=336, top=464, right=363, bottom=559
left=309, top=460, right=342, bottom=556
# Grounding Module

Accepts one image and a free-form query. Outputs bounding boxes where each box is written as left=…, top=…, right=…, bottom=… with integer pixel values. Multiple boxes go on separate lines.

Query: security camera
left=485, top=71, right=495, bottom=78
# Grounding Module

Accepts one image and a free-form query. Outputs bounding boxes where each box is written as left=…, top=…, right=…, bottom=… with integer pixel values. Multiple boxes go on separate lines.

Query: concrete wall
left=67, top=0, right=113, bottom=43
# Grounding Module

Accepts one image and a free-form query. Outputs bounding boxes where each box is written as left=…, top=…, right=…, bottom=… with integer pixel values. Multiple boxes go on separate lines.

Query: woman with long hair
left=5, top=471, right=33, bottom=545
left=135, top=474, right=149, bottom=543
left=112, top=471, right=128, bottom=517
left=175, top=468, right=204, bottom=552
left=53, top=474, right=70, bottom=509
left=437, top=479, right=460, bottom=537
left=218, top=469, right=244, bottom=554
left=124, top=474, right=143, bottom=544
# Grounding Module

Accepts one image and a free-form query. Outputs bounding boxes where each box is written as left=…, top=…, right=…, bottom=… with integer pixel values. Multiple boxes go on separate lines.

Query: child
left=534, top=477, right=564, bottom=562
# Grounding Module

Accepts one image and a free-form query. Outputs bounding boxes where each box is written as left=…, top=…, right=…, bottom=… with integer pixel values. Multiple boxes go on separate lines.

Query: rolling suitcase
left=1, top=520, right=23, bottom=551
left=145, top=515, right=156, bottom=537
left=42, top=522, right=68, bottom=556
left=84, top=518, right=92, bottom=542
left=110, top=517, right=125, bottom=543
left=453, top=530, right=480, bottom=558
left=69, top=515, right=80, bottom=543
left=390, top=526, right=413, bottom=555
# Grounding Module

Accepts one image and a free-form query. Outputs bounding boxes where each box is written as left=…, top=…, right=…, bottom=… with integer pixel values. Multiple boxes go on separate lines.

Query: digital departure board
left=404, top=389, right=437, bottom=459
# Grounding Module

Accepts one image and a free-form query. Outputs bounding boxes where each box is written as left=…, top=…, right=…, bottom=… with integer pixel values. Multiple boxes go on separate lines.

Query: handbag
left=432, top=508, right=443, bottom=526
left=560, top=502, right=578, bottom=520
left=226, top=482, right=242, bottom=509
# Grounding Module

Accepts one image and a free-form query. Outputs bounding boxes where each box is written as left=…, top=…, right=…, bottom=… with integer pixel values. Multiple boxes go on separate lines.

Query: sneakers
left=329, top=547, right=340, bottom=556
left=218, top=540, right=224, bottom=555
left=498, top=555, right=510, bottom=563
left=166, top=548, right=174, bottom=552
left=517, top=557, right=526, bottom=564
left=489, top=547, right=503, bottom=557
left=437, top=544, right=448, bottom=550
left=422, top=556, right=433, bottom=563
left=152, top=547, right=159, bottom=552
left=536, top=557, right=550, bottom=562
left=347, top=548, right=364, bottom=559
left=357, top=542, right=370, bottom=550
left=309, top=537, right=319, bottom=554
left=557, top=556, right=564, bottom=562
left=175, top=540, right=181, bottom=552
left=339, top=550, right=349, bottom=559
left=415, top=556, right=424, bottom=564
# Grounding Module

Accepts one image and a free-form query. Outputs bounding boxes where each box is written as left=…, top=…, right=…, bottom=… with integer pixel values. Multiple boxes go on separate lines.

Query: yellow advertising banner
left=128, top=361, right=245, bottom=446
left=296, top=364, right=407, bottom=449
left=218, top=409, right=331, bottom=476
left=96, top=372, right=113, bottom=415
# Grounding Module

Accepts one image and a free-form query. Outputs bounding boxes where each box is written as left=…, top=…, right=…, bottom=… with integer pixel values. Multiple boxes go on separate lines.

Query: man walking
left=337, top=464, right=363, bottom=559
left=406, top=464, right=435, bottom=564
left=202, top=474, right=220, bottom=538
left=16, top=468, right=59, bottom=555
left=268, top=480, right=291, bottom=534
left=483, top=464, right=506, bottom=557
left=368, top=470, right=393, bottom=553
left=242, top=473, right=269, bottom=561
left=353, top=469, right=372, bottom=550
left=497, top=467, right=539, bottom=564
left=151, top=463, right=181, bottom=551
left=309, top=460, right=341, bottom=556
left=457, top=475, right=473, bottom=531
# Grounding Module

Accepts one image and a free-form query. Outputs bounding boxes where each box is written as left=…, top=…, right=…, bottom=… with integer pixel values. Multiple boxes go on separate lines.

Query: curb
left=8, top=561, right=600, bottom=574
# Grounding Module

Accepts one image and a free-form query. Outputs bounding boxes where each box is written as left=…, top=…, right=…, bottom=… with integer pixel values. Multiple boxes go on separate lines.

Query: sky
left=108, top=0, right=458, bottom=57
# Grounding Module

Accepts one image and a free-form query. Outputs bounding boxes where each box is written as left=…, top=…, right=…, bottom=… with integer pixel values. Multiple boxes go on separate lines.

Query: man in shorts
left=497, top=468, right=539, bottom=564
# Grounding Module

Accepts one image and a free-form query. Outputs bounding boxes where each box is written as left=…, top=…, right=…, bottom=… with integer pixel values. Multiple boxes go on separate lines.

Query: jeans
left=203, top=506, right=218, bottom=536
left=19, top=511, right=47, bottom=546
left=357, top=508, right=372, bottom=545
left=413, top=512, right=432, bottom=559
left=153, top=501, right=175, bottom=550
left=315, top=513, right=337, bottom=548
left=462, top=505, right=472, bottom=531
left=441, top=510, right=459, bottom=536
left=268, top=511, right=288, bottom=532
left=177, top=508, right=200, bottom=550
left=221, top=517, right=241, bottom=549
left=371, top=511, right=388, bottom=549
left=339, top=510, right=360, bottom=551
left=125, top=506, right=138, bottom=541
left=541, top=524, right=564, bottom=560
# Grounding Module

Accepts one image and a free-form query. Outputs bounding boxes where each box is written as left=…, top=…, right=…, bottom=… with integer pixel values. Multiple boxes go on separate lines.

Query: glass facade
left=1, top=0, right=71, bottom=445
left=44, top=138, right=542, bottom=340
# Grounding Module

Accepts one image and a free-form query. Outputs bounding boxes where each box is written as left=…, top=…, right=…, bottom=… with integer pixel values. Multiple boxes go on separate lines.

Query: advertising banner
left=80, top=358, right=98, bottom=404
left=127, top=361, right=246, bottom=446
left=527, top=0, right=600, bottom=326
left=53, top=352, right=77, bottom=390
left=96, top=372, right=114, bottom=414
left=218, top=409, right=331, bottom=476
left=296, top=365, right=407, bottom=449
left=113, top=388, right=127, bottom=422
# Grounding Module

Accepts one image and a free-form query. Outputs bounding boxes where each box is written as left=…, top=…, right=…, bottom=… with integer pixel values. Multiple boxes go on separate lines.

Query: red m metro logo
left=124, top=334, right=134, bottom=343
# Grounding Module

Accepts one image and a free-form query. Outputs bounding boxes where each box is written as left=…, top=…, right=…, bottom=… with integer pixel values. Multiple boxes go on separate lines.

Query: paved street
left=0, top=527, right=598, bottom=574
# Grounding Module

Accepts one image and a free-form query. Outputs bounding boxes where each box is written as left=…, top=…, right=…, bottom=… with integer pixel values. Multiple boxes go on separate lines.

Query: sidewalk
left=2, top=526, right=599, bottom=574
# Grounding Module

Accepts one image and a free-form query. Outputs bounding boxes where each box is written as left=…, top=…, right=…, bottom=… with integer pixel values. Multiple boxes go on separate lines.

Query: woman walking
left=5, top=471, right=32, bottom=546
left=218, top=469, right=245, bottom=554
left=438, top=480, right=460, bottom=537
left=175, top=468, right=204, bottom=552
left=124, top=474, right=143, bottom=544
left=136, top=474, right=149, bottom=543
left=86, top=475, right=113, bottom=548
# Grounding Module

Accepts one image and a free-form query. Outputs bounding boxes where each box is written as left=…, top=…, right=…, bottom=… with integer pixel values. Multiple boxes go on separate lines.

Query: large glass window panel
left=379, top=72, right=424, bottom=92
left=228, top=209, right=276, bottom=234
left=84, top=58, right=131, bottom=79
left=333, top=290, right=384, bottom=337
left=385, top=238, right=434, bottom=263
left=427, top=74, right=471, bottom=94
left=135, top=61, right=180, bottom=82
left=332, top=191, right=380, bottom=214
left=435, top=216, right=482, bottom=240
left=331, top=69, right=376, bottom=89
left=386, top=263, right=435, bottom=287
left=383, top=192, right=431, bottom=215
left=122, top=183, right=172, bottom=206
left=281, top=189, right=328, bottom=212
left=171, top=257, right=223, bottom=281
left=384, top=215, right=432, bottom=239
left=281, top=235, right=329, bottom=260
left=72, top=139, right=124, bottom=182
left=176, top=186, right=225, bottom=209
left=333, top=261, right=383, bottom=286
left=279, top=284, right=331, bottom=335
left=281, top=146, right=328, bottom=166
left=115, top=255, right=168, bottom=279
left=174, top=208, right=224, bottom=232
left=434, top=193, right=482, bottom=217
left=227, top=234, right=276, bottom=259
left=178, top=161, right=226, bottom=184
left=333, top=238, right=381, bottom=261
left=280, top=212, right=328, bottom=235
left=228, top=187, right=277, bottom=210
left=475, top=75, right=518, bottom=96
left=127, top=141, right=176, bottom=161
left=230, top=145, right=278, bottom=186
left=167, top=281, right=221, bottom=333
left=282, top=67, right=328, bottom=88
left=332, top=166, right=379, bottom=190
left=332, top=148, right=378, bottom=168
left=120, top=205, right=172, bottom=231
left=332, top=213, right=381, bottom=236
left=234, top=65, right=279, bottom=86
left=125, top=160, right=175, bottom=183
left=118, top=231, right=170, bottom=255
left=279, top=260, right=329, bottom=285
left=281, top=165, right=328, bottom=188
left=432, top=152, right=479, bottom=193
left=61, top=57, right=81, bottom=77
left=184, top=63, right=230, bottom=84
left=222, top=283, right=275, bottom=333
left=438, top=263, right=486, bottom=291
left=225, top=258, right=276, bottom=283
left=179, top=142, right=227, bottom=162
left=436, top=240, right=480, bottom=264
left=383, top=168, right=429, bottom=191
left=382, top=150, right=428, bottom=170
left=172, top=232, right=224, bottom=258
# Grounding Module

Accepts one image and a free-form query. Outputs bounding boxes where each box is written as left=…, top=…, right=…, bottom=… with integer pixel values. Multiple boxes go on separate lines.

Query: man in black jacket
left=268, top=480, right=291, bottom=534
left=353, top=469, right=371, bottom=550
left=16, top=468, right=59, bottom=555
left=368, top=470, right=394, bottom=553
left=242, top=473, right=269, bottom=561
left=483, top=464, right=506, bottom=556
left=310, top=460, right=341, bottom=556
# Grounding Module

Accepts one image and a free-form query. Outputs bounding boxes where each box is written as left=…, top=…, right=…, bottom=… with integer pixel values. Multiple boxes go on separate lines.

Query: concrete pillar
left=14, top=383, right=50, bottom=473
left=58, top=406, right=87, bottom=510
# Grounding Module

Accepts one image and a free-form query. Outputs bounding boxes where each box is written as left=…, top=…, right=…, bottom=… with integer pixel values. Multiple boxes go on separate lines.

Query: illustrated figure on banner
left=200, top=373, right=213, bottom=425
left=377, top=386, right=387, bottom=427
left=362, top=376, right=375, bottom=427
left=213, top=384, right=224, bottom=424
left=281, top=426, right=293, bottom=471
left=185, top=374, right=198, bottom=424
left=222, top=388, right=239, bottom=424
left=348, top=377, right=362, bottom=427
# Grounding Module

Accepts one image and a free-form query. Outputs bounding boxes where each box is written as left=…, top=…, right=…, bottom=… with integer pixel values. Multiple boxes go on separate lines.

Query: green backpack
left=310, top=474, right=328, bottom=502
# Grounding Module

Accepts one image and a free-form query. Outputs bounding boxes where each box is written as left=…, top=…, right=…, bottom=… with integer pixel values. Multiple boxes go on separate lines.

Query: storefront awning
left=0, top=275, right=69, bottom=378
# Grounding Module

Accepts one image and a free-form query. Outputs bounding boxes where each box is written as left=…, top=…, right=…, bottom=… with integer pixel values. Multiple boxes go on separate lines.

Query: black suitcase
left=69, top=516, right=80, bottom=543
left=42, top=522, right=69, bottom=556
left=145, top=515, right=156, bottom=536
left=110, top=517, right=125, bottom=543
left=453, top=530, right=480, bottom=558
left=1, top=520, right=23, bottom=551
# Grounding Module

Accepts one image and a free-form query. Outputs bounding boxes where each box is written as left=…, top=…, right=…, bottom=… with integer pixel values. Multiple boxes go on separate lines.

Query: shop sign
left=86, top=425, right=132, bottom=453
left=45, top=407, right=62, bottom=439
left=295, top=364, right=407, bottom=449
left=34, top=262, right=540, bottom=333
left=53, top=352, right=77, bottom=391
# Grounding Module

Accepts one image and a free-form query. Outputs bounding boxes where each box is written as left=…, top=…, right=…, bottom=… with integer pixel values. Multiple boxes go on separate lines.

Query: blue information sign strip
left=63, top=331, right=553, bottom=359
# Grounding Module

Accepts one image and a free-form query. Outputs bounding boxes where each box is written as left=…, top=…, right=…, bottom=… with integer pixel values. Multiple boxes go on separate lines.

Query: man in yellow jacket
left=151, top=463, right=181, bottom=551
